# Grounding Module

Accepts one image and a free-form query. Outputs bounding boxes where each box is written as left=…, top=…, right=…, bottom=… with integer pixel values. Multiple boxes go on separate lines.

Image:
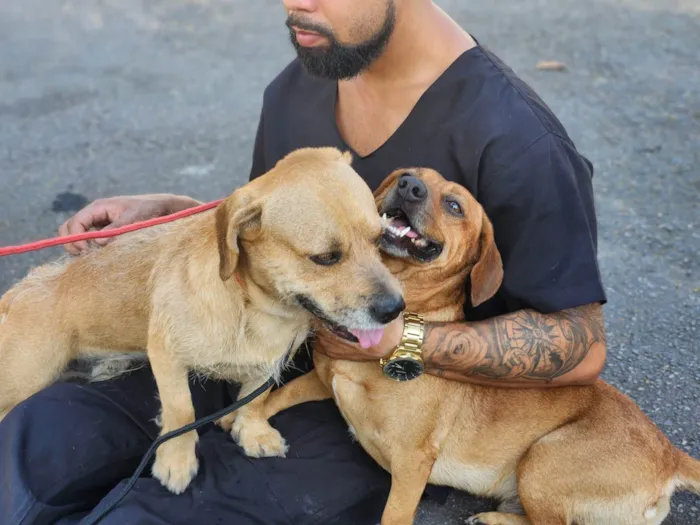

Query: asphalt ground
left=0, top=1, right=698, bottom=523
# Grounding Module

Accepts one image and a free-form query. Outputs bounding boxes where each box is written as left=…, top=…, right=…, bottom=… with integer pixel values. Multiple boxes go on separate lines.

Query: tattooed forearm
left=422, top=303, right=606, bottom=385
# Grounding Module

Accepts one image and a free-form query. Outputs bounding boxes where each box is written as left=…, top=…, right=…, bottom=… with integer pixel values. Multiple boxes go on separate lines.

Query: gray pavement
left=0, top=0, right=698, bottom=523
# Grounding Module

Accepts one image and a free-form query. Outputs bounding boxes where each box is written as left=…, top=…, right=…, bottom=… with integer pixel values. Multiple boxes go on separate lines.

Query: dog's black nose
left=370, top=293, right=406, bottom=325
left=397, top=174, right=427, bottom=203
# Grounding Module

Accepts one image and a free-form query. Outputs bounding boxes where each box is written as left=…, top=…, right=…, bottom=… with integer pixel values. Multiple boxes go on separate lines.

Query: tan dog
left=262, top=168, right=700, bottom=525
left=0, top=147, right=405, bottom=495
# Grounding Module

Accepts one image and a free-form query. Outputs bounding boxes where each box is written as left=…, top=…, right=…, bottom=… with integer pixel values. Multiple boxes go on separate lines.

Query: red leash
left=0, top=199, right=224, bottom=257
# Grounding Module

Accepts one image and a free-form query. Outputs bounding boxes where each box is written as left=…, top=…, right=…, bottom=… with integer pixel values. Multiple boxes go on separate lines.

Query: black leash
left=78, top=376, right=276, bottom=525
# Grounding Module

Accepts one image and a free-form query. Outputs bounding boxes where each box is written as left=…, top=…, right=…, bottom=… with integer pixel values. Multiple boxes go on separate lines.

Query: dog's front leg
left=148, top=331, right=199, bottom=494
left=229, top=379, right=289, bottom=458
left=381, top=452, right=436, bottom=525
left=262, top=371, right=331, bottom=420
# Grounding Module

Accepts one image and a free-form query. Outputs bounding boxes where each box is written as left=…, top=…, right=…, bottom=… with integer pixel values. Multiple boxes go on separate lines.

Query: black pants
left=0, top=366, right=417, bottom=525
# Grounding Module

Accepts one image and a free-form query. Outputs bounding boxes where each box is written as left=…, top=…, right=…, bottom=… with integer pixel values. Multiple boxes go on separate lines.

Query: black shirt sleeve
left=474, top=132, right=607, bottom=316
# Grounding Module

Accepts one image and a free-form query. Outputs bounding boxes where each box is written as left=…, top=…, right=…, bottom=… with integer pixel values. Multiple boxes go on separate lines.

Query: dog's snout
left=369, top=293, right=406, bottom=325
left=397, top=174, right=428, bottom=203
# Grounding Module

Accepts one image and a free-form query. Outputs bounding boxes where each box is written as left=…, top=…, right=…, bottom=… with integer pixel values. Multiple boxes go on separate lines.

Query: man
left=0, top=1, right=607, bottom=524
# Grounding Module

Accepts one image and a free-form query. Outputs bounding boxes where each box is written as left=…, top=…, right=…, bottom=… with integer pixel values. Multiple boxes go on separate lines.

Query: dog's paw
left=231, top=418, right=289, bottom=458
left=151, top=433, right=199, bottom=494
left=216, top=412, right=237, bottom=432
left=465, top=513, right=521, bottom=525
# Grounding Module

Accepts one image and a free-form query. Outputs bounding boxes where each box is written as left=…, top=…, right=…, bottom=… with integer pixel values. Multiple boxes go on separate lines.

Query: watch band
left=379, top=312, right=425, bottom=367
left=399, top=312, right=425, bottom=355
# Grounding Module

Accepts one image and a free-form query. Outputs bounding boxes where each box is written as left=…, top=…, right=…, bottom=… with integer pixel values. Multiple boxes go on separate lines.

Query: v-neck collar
left=326, top=44, right=484, bottom=161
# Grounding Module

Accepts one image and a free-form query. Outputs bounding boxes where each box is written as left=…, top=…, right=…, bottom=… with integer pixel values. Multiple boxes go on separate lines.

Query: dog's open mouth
left=323, top=320, right=385, bottom=348
left=295, top=295, right=385, bottom=348
left=380, top=209, right=443, bottom=262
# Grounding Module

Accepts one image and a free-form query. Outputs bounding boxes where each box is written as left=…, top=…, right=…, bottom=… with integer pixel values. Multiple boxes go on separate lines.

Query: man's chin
left=290, top=35, right=374, bottom=80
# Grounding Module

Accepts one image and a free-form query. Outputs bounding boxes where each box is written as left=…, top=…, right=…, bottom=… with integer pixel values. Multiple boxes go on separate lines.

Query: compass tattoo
left=422, top=303, right=605, bottom=383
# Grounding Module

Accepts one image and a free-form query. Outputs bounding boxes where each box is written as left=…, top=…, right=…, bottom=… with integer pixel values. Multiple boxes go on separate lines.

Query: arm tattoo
left=422, top=304, right=605, bottom=383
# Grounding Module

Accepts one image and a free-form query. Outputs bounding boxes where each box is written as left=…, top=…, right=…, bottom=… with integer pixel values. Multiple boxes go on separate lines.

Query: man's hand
left=313, top=315, right=405, bottom=361
left=58, top=194, right=201, bottom=255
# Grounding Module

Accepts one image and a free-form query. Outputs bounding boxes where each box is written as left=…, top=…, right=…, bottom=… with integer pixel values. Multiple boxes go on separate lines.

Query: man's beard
left=286, top=2, right=396, bottom=80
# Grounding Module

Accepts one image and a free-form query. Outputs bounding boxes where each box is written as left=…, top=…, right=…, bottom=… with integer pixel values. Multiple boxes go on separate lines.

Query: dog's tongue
left=349, top=328, right=385, bottom=349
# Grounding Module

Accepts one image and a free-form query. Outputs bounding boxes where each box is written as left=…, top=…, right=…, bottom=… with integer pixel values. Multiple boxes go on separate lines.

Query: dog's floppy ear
left=215, top=187, right=263, bottom=282
left=470, top=211, right=504, bottom=307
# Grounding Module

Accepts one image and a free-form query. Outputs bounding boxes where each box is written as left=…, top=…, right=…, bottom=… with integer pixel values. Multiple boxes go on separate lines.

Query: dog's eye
left=445, top=199, right=464, bottom=216
left=310, top=251, right=342, bottom=266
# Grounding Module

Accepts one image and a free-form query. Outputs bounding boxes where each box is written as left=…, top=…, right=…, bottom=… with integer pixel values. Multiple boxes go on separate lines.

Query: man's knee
left=2, top=382, right=91, bottom=438
left=1, top=381, right=153, bottom=500
left=3, top=380, right=150, bottom=437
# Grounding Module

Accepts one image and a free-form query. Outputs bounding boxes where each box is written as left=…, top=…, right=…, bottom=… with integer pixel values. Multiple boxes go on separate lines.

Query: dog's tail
left=676, top=450, right=700, bottom=495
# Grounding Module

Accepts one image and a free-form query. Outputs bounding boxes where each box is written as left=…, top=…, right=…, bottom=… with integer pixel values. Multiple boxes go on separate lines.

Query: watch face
left=384, top=359, right=424, bottom=382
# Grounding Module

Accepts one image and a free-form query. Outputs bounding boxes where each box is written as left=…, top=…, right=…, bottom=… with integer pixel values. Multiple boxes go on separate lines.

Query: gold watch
left=379, top=312, right=425, bottom=381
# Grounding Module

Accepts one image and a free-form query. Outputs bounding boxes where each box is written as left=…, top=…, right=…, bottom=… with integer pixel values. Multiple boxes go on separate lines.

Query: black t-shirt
left=249, top=44, right=606, bottom=374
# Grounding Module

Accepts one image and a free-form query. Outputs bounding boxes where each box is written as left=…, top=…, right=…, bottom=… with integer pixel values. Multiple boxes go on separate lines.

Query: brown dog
left=0, top=147, right=404, bottom=495
left=262, top=168, right=700, bottom=525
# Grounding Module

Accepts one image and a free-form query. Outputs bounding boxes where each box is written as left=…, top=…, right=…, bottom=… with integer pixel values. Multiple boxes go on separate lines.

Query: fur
left=0, top=146, right=404, bottom=495
left=261, top=167, right=700, bottom=525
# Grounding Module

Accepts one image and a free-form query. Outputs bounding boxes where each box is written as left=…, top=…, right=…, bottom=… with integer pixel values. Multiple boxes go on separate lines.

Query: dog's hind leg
left=512, top=419, right=674, bottom=525
left=0, top=327, right=74, bottom=422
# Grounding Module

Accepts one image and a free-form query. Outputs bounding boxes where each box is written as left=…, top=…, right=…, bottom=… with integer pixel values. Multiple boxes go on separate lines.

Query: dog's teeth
left=399, top=227, right=411, bottom=238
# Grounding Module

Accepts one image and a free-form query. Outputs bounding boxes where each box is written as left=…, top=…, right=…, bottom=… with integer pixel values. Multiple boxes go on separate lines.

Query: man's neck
left=332, top=4, right=476, bottom=157
left=341, top=4, right=476, bottom=92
